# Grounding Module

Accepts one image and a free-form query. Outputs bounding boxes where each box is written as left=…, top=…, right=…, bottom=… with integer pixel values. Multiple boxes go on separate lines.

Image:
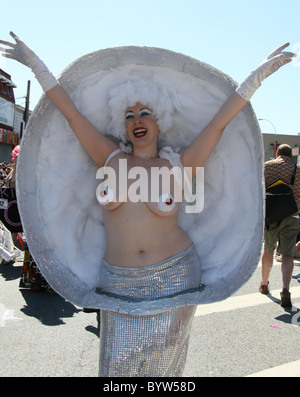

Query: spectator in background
left=260, top=144, right=300, bottom=307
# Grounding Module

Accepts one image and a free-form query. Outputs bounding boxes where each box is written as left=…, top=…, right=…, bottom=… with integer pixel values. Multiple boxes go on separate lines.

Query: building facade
left=262, top=133, right=300, bottom=164
left=0, top=69, right=17, bottom=162
left=0, top=69, right=31, bottom=163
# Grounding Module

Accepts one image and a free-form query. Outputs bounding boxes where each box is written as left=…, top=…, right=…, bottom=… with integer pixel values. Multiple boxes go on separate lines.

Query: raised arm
left=0, top=32, right=118, bottom=166
left=180, top=43, right=295, bottom=174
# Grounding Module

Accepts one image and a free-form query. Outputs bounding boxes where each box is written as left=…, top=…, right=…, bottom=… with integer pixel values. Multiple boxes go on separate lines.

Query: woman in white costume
left=0, top=32, right=294, bottom=377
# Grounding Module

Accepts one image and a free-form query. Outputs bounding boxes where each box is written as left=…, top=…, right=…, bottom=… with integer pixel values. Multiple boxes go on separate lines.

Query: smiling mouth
left=133, top=128, right=147, bottom=138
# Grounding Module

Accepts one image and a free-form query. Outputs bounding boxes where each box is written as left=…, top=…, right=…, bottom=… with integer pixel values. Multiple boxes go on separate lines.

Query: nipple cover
left=157, top=193, right=175, bottom=212
left=166, top=197, right=173, bottom=205
left=96, top=185, right=114, bottom=206
left=100, top=187, right=109, bottom=197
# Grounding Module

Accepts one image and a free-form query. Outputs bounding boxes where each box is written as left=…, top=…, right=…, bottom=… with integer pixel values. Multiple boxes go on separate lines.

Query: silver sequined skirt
left=98, top=244, right=201, bottom=377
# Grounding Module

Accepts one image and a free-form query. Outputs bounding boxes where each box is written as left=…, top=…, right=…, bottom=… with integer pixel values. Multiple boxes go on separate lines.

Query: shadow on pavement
left=0, top=262, right=22, bottom=281
left=266, top=289, right=300, bottom=326
left=19, top=288, right=81, bottom=326
left=1, top=261, right=81, bottom=326
left=2, top=261, right=100, bottom=334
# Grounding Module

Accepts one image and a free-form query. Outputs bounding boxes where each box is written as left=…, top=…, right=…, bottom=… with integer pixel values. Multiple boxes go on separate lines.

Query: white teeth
left=133, top=128, right=147, bottom=136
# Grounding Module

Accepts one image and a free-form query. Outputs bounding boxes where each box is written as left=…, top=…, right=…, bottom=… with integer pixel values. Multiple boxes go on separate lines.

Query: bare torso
left=101, top=152, right=192, bottom=268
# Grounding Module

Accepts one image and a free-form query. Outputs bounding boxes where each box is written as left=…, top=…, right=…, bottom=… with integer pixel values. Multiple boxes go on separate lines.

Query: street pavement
left=0, top=252, right=299, bottom=377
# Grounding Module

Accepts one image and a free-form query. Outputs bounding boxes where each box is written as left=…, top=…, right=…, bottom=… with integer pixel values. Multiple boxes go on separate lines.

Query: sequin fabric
left=98, top=244, right=201, bottom=377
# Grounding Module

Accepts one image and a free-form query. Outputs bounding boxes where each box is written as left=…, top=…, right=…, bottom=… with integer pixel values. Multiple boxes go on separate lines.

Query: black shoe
left=280, top=289, right=292, bottom=308
left=259, top=282, right=269, bottom=295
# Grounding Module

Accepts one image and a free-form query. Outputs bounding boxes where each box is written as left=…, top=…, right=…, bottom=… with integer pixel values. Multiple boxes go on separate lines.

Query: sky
left=1, top=0, right=299, bottom=136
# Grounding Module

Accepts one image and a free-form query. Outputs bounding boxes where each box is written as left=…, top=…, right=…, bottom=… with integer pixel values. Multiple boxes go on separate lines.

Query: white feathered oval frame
left=16, top=46, right=264, bottom=313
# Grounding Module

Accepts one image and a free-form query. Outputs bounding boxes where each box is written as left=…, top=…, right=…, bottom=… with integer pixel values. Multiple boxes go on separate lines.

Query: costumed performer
left=0, top=32, right=295, bottom=377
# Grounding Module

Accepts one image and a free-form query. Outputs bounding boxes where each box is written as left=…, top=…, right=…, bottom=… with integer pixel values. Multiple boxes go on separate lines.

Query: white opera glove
left=236, top=42, right=295, bottom=101
left=0, top=31, right=58, bottom=92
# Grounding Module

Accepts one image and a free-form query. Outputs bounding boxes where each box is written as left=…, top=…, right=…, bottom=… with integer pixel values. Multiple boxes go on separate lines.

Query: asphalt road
left=0, top=253, right=299, bottom=378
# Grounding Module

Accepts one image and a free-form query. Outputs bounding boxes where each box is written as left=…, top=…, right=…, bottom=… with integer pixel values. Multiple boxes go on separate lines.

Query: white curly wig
left=107, top=79, right=174, bottom=145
